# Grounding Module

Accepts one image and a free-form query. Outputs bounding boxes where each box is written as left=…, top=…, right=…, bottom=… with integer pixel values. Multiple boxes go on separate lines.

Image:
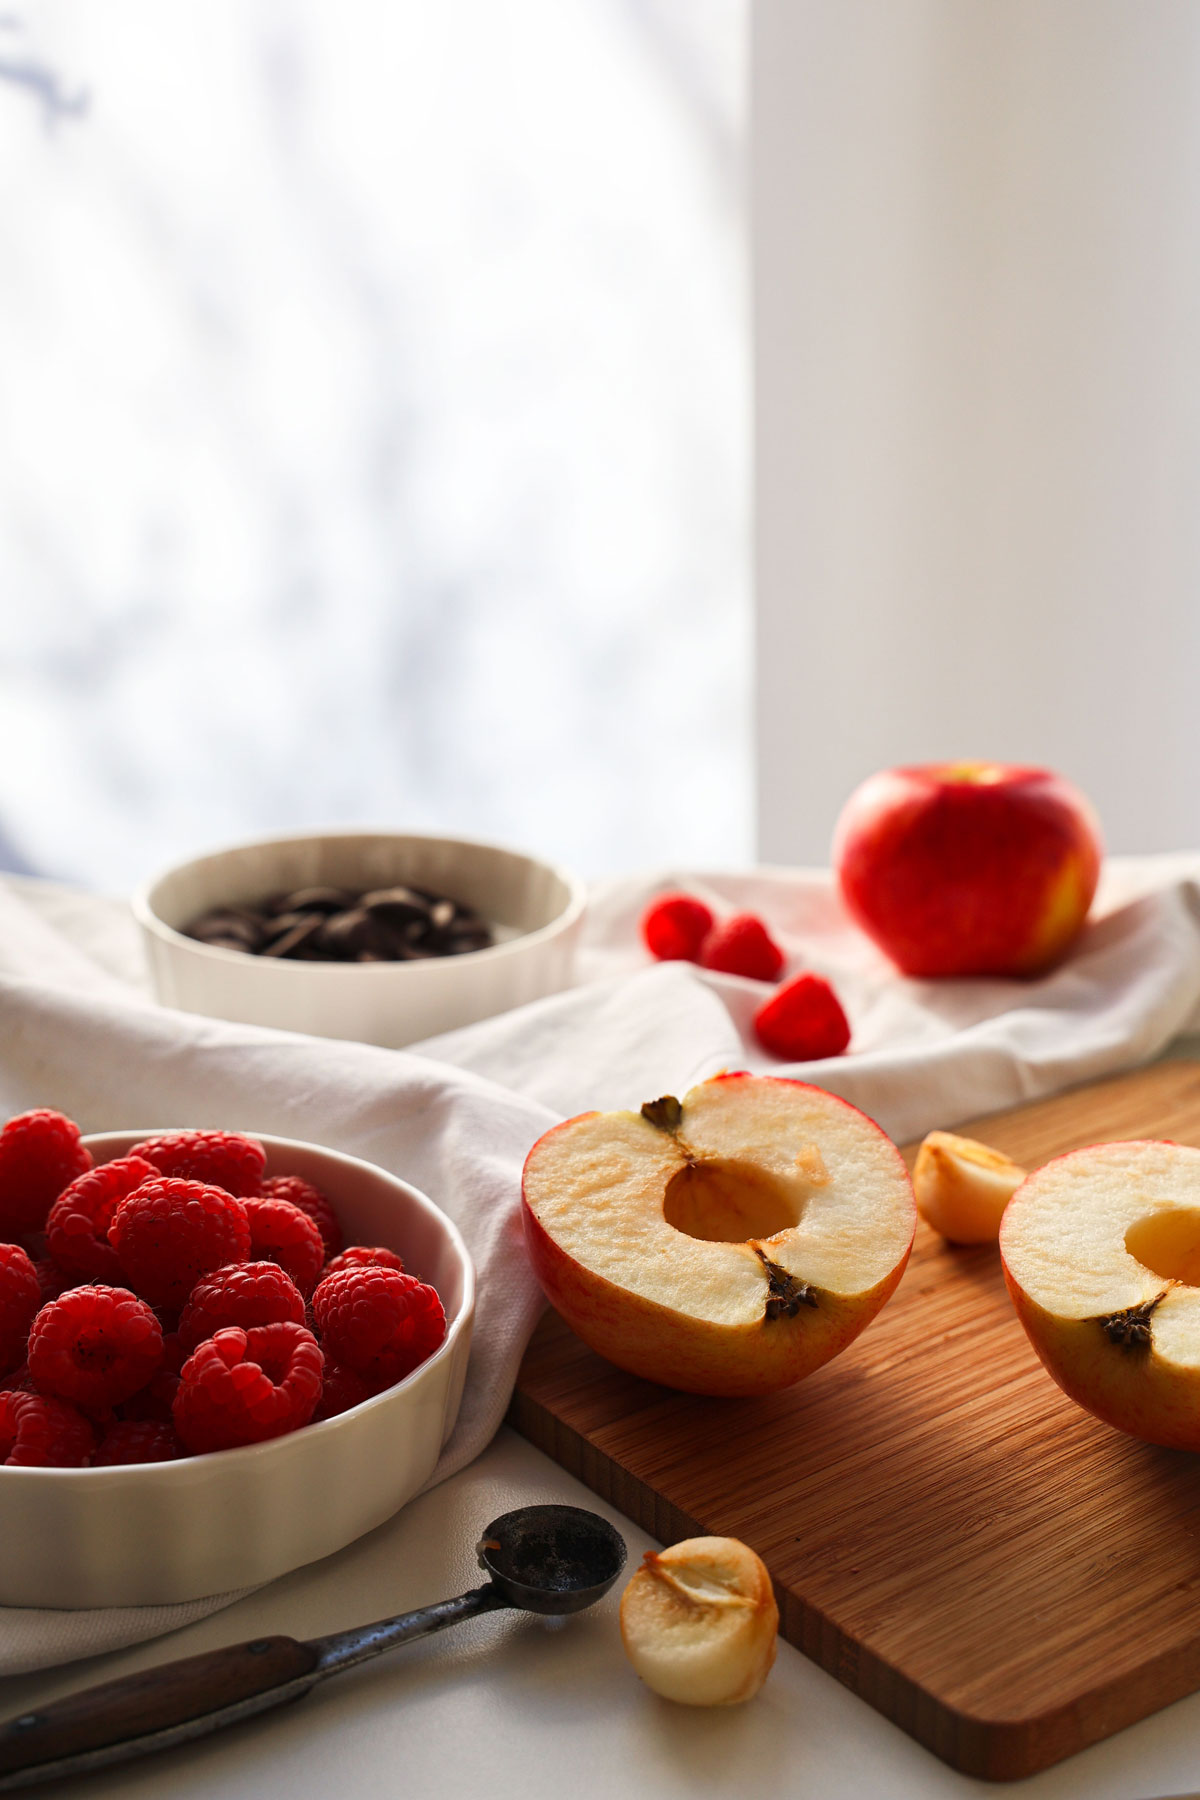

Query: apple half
left=1001, top=1139, right=1200, bottom=1450
left=521, top=1072, right=916, bottom=1396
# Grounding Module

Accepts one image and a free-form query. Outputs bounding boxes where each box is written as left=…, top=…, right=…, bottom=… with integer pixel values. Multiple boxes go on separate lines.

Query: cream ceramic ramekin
left=0, top=1131, right=474, bottom=1608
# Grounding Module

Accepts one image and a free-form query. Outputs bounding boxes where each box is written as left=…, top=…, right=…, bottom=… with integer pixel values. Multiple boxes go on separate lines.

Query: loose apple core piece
left=619, top=1536, right=779, bottom=1707
left=1000, top=1140, right=1200, bottom=1450
left=521, top=1072, right=916, bottom=1396
left=912, top=1131, right=1026, bottom=1244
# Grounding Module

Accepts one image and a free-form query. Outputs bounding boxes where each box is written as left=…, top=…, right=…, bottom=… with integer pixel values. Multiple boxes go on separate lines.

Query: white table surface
left=4, top=1424, right=1200, bottom=1800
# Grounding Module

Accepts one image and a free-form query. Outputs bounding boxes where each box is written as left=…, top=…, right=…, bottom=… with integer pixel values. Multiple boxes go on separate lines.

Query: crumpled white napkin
left=0, top=884, right=555, bottom=1674
left=4, top=853, right=1200, bottom=1675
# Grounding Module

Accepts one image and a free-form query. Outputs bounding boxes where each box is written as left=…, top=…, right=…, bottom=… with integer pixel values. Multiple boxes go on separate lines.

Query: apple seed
left=755, top=1251, right=817, bottom=1320
left=1097, top=1294, right=1165, bottom=1349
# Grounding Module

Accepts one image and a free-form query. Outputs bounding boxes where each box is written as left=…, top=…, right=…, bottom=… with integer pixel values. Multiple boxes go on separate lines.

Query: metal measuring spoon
left=0, top=1504, right=627, bottom=1792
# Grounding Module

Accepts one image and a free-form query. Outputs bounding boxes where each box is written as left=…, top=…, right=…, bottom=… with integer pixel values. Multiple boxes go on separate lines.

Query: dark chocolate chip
left=438, top=925, right=492, bottom=954
left=186, top=911, right=264, bottom=951
left=261, top=916, right=325, bottom=958
left=361, top=887, right=433, bottom=931
left=184, top=877, right=494, bottom=965
left=316, top=908, right=406, bottom=960
left=273, top=886, right=357, bottom=915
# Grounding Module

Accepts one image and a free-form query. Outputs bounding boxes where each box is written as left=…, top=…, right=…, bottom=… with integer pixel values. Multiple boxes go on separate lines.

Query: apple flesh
left=1000, top=1139, right=1200, bottom=1450
left=833, top=762, right=1102, bottom=978
left=521, top=1073, right=916, bottom=1396
left=913, top=1131, right=1026, bottom=1244
left=619, top=1536, right=779, bottom=1706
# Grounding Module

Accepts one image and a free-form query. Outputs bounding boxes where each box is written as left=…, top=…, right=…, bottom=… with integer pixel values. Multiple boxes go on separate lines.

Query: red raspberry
left=93, top=1419, right=182, bottom=1465
left=179, top=1261, right=306, bottom=1352
left=322, top=1245, right=405, bottom=1280
left=108, top=1178, right=251, bottom=1308
left=641, top=893, right=715, bottom=963
left=119, top=1368, right=180, bottom=1423
left=0, top=1244, right=40, bottom=1375
left=754, top=971, right=851, bottom=1062
left=700, top=913, right=785, bottom=982
left=312, top=1267, right=445, bottom=1387
left=173, top=1322, right=324, bottom=1453
left=313, top=1362, right=376, bottom=1421
left=0, top=1111, right=92, bottom=1237
left=0, top=1389, right=94, bottom=1465
left=46, top=1155, right=157, bottom=1284
left=259, top=1175, right=343, bottom=1258
left=28, top=1285, right=164, bottom=1415
left=241, top=1199, right=325, bottom=1296
left=33, top=1260, right=75, bottom=1305
left=130, top=1130, right=266, bottom=1198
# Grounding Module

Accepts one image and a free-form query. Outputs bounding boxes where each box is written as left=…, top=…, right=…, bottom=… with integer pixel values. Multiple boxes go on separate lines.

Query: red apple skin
left=832, top=763, right=1103, bottom=978
left=999, top=1137, right=1200, bottom=1452
left=522, top=1195, right=911, bottom=1396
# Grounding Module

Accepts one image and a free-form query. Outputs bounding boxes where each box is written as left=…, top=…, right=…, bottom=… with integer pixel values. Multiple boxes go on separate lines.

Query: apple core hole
left=662, top=1158, right=801, bottom=1245
left=1125, top=1209, right=1200, bottom=1287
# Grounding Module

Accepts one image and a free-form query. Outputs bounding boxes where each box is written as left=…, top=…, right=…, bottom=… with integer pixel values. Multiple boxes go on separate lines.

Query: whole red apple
left=832, top=763, right=1102, bottom=978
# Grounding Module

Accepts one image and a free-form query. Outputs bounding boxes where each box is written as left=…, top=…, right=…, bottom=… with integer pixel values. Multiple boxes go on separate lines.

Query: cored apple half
left=1001, top=1140, right=1200, bottom=1450
left=521, top=1073, right=917, bottom=1396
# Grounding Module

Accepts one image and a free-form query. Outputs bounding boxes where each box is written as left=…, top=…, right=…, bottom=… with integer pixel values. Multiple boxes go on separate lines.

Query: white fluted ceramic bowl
left=134, top=828, right=586, bottom=1047
left=0, top=1132, right=474, bottom=1608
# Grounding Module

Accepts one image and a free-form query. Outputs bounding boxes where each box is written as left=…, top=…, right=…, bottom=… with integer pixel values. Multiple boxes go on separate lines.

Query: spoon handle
left=0, top=1635, right=322, bottom=1791
left=0, top=1587, right=507, bottom=1792
left=311, top=1584, right=508, bottom=1674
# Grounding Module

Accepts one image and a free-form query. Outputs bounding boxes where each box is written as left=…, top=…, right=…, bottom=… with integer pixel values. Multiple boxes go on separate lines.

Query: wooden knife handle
left=0, top=1635, right=320, bottom=1785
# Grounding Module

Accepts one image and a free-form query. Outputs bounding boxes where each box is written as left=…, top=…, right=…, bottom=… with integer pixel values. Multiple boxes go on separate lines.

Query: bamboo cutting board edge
left=508, top=1058, right=1200, bottom=1781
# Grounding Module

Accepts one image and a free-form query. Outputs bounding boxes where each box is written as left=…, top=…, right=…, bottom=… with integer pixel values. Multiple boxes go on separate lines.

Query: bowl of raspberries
left=0, top=1110, right=474, bottom=1608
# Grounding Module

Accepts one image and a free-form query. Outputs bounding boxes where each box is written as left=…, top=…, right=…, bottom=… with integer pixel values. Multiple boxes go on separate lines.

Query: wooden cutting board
left=507, top=1059, right=1200, bottom=1781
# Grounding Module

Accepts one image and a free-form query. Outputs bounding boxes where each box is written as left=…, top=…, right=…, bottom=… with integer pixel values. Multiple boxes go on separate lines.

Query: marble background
left=0, top=0, right=746, bottom=891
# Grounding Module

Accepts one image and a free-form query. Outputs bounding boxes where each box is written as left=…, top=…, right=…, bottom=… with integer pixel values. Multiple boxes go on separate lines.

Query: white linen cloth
left=3, top=854, right=1200, bottom=1676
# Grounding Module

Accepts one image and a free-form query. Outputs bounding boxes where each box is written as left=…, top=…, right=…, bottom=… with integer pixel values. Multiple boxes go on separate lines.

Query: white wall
left=754, top=0, right=1200, bottom=864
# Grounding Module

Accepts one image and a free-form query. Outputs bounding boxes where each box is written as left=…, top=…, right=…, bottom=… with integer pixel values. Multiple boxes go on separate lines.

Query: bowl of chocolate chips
left=134, top=830, right=586, bottom=1047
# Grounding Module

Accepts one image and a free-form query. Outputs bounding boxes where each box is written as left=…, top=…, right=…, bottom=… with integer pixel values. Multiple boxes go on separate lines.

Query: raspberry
left=173, top=1322, right=324, bottom=1453
left=178, top=1261, right=306, bottom=1353
left=33, top=1260, right=75, bottom=1305
left=93, top=1419, right=182, bottom=1465
left=0, top=1244, right=40, bottom=1375
left=641, top=893, right=715, bottom=963
left=108, top=1178, right=251, bottom=1308
left=321, top=1245, right=405, bottom=1280
left=241, top=1199, right=325, bottom=1296
left=28, top=1285, right=164, bottom=1415
left=45, top=1155, right=157, bottom=1284
left=0, top=1111, right=92, bottom=1236
left=119, top=1368, right=180, bottom=1423
left=130, top=1130, right=266, bottom=1198
left=700, top=914, right=785, bottom=982
left=259, top=1175, right=343, bottom=1258
left=0, top=1390, right=94, bottom=1465
left=312, top=1267, right=445, bottom=1387
left=753, top=971, right=851, bottom=1062
left=313, top=1362, right=376, bottom=1421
